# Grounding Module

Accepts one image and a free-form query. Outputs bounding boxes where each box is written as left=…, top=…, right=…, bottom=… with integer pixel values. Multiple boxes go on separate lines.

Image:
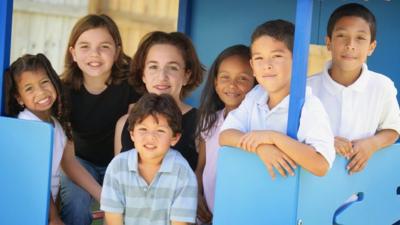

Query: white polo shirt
left=18, top=109, right=66, bottom=201
left=308, top=61, right=400, bottom=140
left=220, top=84, right=335, bottom=167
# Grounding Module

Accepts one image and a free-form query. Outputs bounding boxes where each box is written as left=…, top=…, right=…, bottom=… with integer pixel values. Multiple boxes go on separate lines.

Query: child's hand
left=239, top=131, right=274, bottom=152
left=346, top=138, right=375, bottom=174
left=334, top=136, right=353, bottom=158
left=197, top=194, right=212, bottom=223
left=256, top=144, right=296, bottom=179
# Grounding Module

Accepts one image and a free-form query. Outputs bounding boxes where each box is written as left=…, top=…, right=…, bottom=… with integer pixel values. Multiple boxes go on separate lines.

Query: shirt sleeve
left=297, top=96, right=336, bottom=168
left=100, top=157, right=126, bottom=213
left=378, top=81, right=400, bottom=134
left=220, top=88, right=255, bottom=133
left=170, top=167, right=198, bottom=223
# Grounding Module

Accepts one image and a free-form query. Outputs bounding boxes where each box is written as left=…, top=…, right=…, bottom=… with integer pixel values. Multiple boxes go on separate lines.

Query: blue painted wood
left=0, top=0, right=13, bottom=116
left=287, top=0, right=313, bottom=140
left=0, top=116, right=53, bottom=225
left=297, top=144, right=400, bottom=225
left=213, top=147, right=298, bottom=225
left=177, top=0, right=191, bottom=34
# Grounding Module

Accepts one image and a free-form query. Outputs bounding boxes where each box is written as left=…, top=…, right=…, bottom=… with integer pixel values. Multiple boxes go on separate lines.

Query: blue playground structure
left=1, top=0, right=399, bottom=224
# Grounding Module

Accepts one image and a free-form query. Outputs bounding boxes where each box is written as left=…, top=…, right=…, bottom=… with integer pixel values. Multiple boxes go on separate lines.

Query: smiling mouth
left=144, top=144, right=157, bottom=150
left=88, top=62, right=102, bottom=67
left=224, top=92, right=241, bottom=97
left=36, top=97, right=52, bottom=106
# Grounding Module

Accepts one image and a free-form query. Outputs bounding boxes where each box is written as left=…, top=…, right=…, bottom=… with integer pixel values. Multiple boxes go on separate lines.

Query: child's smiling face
left=327, top=16, right=376, bottom=74
left=130, top=113, right=180, bottom=163
left=250, top=35, right=292, bottom=98
left=16, top=69, right=57, bottom=121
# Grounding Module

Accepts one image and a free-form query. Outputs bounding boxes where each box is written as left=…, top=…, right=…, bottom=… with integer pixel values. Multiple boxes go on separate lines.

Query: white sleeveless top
left=18, top=109, right=66, bottom=201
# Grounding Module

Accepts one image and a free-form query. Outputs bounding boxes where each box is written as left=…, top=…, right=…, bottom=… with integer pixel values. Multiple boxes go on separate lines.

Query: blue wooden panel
left=0, top=0, right=13, bottom=115
left=0, top=116, right=53, bottom=225
left=213, top=147, right=298, bottom=225
left=297, top=144, right=400, bottom=225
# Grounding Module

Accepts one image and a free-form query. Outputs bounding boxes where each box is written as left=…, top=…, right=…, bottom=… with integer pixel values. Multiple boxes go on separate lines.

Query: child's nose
left=345, top=39, right=356, bottom=50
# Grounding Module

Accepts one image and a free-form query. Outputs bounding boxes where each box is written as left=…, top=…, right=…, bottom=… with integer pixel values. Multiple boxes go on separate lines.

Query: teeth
left=37, top=97, right=50, bottom=105
left=144, top=144, right=156, bottom=149
left=88, top=62, right=101, bottom=67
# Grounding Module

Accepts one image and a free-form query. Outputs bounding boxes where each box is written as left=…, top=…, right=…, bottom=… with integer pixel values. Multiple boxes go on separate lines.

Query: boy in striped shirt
left=101, top=93, right=198, bottom=225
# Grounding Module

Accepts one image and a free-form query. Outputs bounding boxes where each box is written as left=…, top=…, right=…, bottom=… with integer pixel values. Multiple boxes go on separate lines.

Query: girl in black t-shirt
left=114, top=31, right=205, bottom=171
left=60, top=14, right=140, bottom=225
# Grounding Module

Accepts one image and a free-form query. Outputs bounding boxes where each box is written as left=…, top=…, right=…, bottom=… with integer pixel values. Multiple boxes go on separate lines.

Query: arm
left=347, top=129, right=399, bottom=173
left=268, top=131, right=330, bottom=176
left=104, top=212, right=123, bottom=225
left=171, top=222, right=189, bottom=225
left=194, top=137, right=212, bottom=223
left=61, top=141, right=102, bottom=202
left=114, top=114, right=128, bottom=156
left=49, top=196, right=64, bottom=225
left=219, top=129, right=246, bottom=147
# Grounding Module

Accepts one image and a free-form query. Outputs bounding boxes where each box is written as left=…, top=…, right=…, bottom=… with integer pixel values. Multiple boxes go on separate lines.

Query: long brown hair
left=4, top=53, right=72, bottom=139
left=62, top=14, right=130, bottom=90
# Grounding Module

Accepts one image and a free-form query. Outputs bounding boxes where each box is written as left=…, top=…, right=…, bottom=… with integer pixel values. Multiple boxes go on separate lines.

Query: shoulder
left=170, top=150, right=196, bottom=178
left=107, top=150, right=131, bottom=172
left=307, top=72, right=324, bottom=90
left=367, top=70, right=396, bottom=88
left=302, top=90, right=327, bottom=115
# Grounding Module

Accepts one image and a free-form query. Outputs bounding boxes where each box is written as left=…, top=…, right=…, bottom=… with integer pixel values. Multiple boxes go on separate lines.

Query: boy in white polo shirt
left=101, top=93, right=197, bottom=225
left=219, top=20, right=335, bottom=178
left=308, top=3, right=400, bottom=174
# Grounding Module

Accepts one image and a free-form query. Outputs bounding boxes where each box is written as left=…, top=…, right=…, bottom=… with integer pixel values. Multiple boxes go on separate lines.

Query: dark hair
left=327, top=3, right=376, bottom=43
left=129, top=31, right=205, bottom=98
left=4, top=53, right=72, bottom=139
left=251, top=19, right=295, bottom=52
left=62, top=14, right=131, bottom=90
left=128, top=93, right=182, bottom=136
left=196, top=44, right=255, bottom=138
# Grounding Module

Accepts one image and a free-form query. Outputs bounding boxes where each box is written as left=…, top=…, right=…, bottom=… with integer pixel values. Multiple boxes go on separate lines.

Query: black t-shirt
left=66, top=81, right=140, bottom=166
left=121, top=108, right=198, bottom=170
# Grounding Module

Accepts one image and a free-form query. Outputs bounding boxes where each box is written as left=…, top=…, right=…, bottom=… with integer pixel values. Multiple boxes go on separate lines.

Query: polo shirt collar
left=256, top=86, right=313, bottom=111
left=322, top=61, right=369, bottom=94
left=128, top=149, right=176, bottom=173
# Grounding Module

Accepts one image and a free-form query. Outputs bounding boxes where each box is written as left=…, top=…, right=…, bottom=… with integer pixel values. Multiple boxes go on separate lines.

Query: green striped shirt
left=101, top=149, right=198, bottom=225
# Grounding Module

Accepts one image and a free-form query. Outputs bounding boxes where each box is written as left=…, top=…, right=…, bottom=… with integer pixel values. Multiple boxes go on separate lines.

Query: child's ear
left=368, top=40, right=377, bottom=56
left=69, top=46, right=77, bottom=62
left=170, top=133, right=181, bottom=146
left=15, top=95, right=24, bottom=107
left=129, top=130, right=135, bottom=143
left=325, top=36, right=332, bottom=51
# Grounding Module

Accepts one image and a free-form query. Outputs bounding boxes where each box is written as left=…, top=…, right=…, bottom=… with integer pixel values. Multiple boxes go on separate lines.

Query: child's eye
left=272, top=54, right=283, bottom=58
left=357, top=36, right=366, bottom=41
left=239, top=76, right=249, bottom=81
left=79, top=45, right=89, bottom=49
left=24, top=86, right=33, bottom=92
left=137, top=127, right=147, bottom=132
left=157, top=129, right=166, bottom=133
left=41, top=79, right=50, bottom=85
left=253, top=56, right=263, bottom=61
left=101, top=44, right=110, bottom=49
